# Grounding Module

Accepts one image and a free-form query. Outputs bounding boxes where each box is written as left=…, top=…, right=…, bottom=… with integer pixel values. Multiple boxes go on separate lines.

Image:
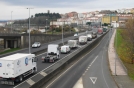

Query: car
left=74, top=33, right=78, bottom=36
left=91, top=32, right=97, bottom=39
left=32, top=42, right=41, bottom=48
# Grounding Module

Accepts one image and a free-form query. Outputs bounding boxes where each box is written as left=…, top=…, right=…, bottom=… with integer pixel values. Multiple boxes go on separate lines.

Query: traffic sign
left=90, top=77, right=97, bottom=84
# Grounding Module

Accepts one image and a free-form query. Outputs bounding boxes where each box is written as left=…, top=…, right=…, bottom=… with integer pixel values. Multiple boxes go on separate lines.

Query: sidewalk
left=108, top=29, right=134, bottom=88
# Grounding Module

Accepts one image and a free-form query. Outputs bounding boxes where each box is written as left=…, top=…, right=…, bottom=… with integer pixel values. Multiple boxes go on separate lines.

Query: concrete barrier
left=14, top=31, right=108, bottom=88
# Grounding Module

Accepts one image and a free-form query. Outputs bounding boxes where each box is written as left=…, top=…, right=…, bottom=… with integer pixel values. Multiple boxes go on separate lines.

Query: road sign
left=90, top=77, right=97, bottom=84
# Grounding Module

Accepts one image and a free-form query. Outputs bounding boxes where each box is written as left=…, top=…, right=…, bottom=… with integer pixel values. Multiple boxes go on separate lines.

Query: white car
left=32, top=42, right=41, bottom=48
left=74, top=33, right=78, bottom=36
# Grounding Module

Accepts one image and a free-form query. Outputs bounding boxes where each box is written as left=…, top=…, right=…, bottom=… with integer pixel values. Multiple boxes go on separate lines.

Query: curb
left=73, top=77, right=84, bottom=88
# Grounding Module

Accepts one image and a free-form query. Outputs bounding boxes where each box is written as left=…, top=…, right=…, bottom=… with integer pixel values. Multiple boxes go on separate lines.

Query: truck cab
left=42, top=44, right=60, bottom=63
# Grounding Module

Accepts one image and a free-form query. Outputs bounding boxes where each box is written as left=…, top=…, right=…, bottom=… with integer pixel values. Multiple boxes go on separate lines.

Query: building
left=102, top=16, right=119, bottom=24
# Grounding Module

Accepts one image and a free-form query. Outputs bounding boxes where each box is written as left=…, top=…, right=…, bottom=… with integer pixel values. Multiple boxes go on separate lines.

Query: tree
left=103, top=23, right=108, bottom=26
left=86, top=22, right=91, bottom=26
left=121, top=19, right=134, bottom=64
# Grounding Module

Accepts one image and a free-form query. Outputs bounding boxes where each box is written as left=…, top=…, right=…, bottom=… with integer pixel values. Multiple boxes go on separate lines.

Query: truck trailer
left=0, top=53, right=38, bottom=85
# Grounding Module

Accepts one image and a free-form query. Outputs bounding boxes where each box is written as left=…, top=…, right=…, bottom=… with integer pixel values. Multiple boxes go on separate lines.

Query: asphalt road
left=41, top=29, right=117, bottom=88
left=0, top=29, right=101, bottom=88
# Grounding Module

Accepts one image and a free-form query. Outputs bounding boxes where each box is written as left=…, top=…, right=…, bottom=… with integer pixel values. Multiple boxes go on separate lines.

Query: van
left=67, top=40, right=78, bottom=49
left=79, top=36, right=88, bottom=45
left=60, top=45, right=70, bottom=54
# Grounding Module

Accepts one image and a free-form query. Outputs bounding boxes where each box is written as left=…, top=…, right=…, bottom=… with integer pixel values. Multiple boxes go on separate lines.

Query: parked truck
left=42, top=44, right=60, bottom=63
left=0, top=53, right=38, bottom=85
left=79, top=36, right=88, bottom=45
left=67, top=40, right=78, bottom=49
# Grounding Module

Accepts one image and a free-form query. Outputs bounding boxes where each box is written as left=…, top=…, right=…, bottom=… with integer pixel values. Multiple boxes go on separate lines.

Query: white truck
left=42, top=44, right=60, bottom=63
left=87, top=34, right=92, bottom=41
left=0, top=53, right=38, bottom=85
left=60, top=45, right=70, bottom=54
left=67, top=40, right=78, bottom=49
left=79, top=36, right=88, bottom=45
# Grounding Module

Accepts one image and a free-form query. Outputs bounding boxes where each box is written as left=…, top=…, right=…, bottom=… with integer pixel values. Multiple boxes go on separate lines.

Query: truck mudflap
left=0, top=80, right=14, bottom=85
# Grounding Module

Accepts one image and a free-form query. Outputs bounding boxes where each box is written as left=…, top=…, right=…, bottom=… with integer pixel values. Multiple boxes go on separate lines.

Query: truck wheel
left=33, top=68, right=36, bottom=74
left=19, top=75, right=23, bottom=82
left=52, top=59, right=54, bottom=63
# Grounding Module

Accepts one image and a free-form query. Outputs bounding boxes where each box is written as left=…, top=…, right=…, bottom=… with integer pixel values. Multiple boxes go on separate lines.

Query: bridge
left=0, top=32, right=74, bottom=48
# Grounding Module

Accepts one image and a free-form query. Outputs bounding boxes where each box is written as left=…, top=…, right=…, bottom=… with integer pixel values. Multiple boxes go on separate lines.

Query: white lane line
left=89, top=56, right=98, bottom=67
left=101, top=49, right=110, bottom=88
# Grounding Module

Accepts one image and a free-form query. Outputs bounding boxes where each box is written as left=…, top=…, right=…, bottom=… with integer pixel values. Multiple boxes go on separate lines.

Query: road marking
left=14, top=32, right=108, bottom=88
left=101, top=49, right=110, bottom=88
left=26, top=79, right=35, bottom=86
left=90, top=56, right=98, bottom=66
left=90, top=77, right=97, bottom=84
left=40, top=71, right=47, bottom=77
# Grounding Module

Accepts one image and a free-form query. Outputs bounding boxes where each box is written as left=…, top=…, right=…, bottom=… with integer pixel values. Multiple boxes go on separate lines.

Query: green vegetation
left=0, top=48, right=20, bottom=55
left=115, top=29, right=134, bottom=80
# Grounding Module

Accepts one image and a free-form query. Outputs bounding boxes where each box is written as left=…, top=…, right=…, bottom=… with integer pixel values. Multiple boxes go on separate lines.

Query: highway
left=41, top=29, right=117, bottom=88
left=0, top=28, right=100, bottom=88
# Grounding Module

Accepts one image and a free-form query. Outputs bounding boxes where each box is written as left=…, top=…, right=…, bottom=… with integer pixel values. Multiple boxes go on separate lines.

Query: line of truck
left=0, top=27, right=108, bottom=85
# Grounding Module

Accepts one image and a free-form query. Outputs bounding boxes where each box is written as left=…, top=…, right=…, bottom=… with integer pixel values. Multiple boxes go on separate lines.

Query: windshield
left=34, top=42, right=39, bottom=44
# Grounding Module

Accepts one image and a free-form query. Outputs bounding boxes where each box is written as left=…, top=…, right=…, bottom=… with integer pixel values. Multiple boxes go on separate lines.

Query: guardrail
left=14, top=31, right=108, bottom=88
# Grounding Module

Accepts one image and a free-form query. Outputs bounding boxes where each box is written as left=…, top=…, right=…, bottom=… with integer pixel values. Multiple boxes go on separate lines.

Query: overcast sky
left=0, top=0, right=133, bottom=20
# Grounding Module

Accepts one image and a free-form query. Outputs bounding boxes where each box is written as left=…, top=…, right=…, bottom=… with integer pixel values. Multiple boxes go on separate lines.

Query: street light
left=27, top=8, right=33, bottom=54
left=62, top=22, right=64, bottom=45
left=46, top=19, right=48, bottom=34
left=115, top=21, right=117, bottom=76
left=11, top=11, right=13, bottom=33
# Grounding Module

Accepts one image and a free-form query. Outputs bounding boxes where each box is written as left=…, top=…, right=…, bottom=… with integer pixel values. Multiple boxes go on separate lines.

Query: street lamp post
left=46, top=19, right=48, bottom=34
left=62, top=22, right=64, bottom=45
left=115, top=21, right=117, bottom=76
left=27, top=8, right=33, bottom=54
left=11, top=11, right=13, bottom=33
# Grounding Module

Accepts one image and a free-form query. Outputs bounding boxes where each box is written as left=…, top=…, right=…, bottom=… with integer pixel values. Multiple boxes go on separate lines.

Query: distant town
left=0, top=8, right=134, bottom=33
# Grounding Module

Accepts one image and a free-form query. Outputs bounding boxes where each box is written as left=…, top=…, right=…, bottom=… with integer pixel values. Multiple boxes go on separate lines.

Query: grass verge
left=0, top=48, right=20, bottom=55
left=115, top=29, right=134, bottom=80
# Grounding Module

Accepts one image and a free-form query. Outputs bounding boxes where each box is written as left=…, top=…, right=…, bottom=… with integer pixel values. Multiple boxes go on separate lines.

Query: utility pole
left=115, top=21, right=117, bottom=76
left=62, top=21, right=64, bottom=45
left=11, top=11, right=13, bottom=33
left=46, top=19, right=48, bottom=34
left=27, top=8, right=33, bottom=54
left=52, top=17, right=53, bottom=35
